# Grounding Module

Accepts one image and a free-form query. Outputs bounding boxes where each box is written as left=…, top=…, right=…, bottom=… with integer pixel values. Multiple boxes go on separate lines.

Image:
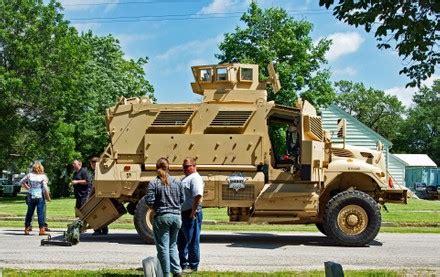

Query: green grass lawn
left=0, top=195, right=439, bottom=232
left=382, top=200, right=440, bottom=224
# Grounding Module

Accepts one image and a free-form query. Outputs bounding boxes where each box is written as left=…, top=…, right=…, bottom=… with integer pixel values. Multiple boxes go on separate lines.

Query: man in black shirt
left=71, top=159, right=91, bottom=214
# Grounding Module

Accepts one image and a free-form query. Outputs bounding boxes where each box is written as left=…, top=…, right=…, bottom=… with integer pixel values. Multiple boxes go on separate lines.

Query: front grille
left=222, top=184, right=254, bottom=200
left=304, top=115, right=323, bottom=141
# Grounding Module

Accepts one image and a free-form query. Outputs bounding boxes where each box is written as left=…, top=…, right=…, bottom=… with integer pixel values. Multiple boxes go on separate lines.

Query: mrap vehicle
left=77, top=62, right=407, bottom=246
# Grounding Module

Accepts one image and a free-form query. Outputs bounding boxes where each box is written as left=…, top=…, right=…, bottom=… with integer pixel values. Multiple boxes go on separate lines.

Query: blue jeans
left=25, top=197, right=45, bottom=228
left=177, top=209, right=203, bottom=270
left=153, top=213, right=182, bottom=276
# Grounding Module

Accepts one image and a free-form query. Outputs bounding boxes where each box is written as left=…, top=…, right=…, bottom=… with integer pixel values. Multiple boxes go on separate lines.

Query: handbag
left=29, top=187, right=43, bottom=199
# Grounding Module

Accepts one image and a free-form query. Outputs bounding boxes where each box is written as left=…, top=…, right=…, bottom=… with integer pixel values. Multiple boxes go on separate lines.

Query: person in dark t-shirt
left=70, top=159, right=91, bottom=213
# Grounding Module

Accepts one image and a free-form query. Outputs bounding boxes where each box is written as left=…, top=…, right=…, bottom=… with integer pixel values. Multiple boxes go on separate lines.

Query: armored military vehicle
left=77, top=62, right=407, bottom=246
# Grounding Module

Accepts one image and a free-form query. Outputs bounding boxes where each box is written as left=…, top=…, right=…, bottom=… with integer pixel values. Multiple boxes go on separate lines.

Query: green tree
left=71, top=33, right=154, bottom=161
left=393, top=80, right=440, bottom=165
left=0, top=0, right=154, bottom=197
left=319, top=0, right=440, bottom=88
left=334, top=80, right=406, bottom=141
left=216, top=2, right=335, bottom=107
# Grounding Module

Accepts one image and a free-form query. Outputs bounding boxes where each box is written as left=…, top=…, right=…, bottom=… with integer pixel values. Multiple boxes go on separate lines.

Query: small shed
left=321, top=105, right=393, bottom=171
left=391, top=154, right=438, bottom=190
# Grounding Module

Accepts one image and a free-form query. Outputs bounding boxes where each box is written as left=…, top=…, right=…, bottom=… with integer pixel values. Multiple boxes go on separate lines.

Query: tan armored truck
left=77, top=62, right=407, bottom=246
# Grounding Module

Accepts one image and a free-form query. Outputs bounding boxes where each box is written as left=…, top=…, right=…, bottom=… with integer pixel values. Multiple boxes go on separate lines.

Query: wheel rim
left=146, top=209, right=154, bottom=233
left=337, top=204, right=368, bottom=236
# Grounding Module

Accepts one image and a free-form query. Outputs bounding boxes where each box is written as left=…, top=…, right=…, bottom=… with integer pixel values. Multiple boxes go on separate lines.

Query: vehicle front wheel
left=323, top=190, right=381, bottom=246
left=133, top=198, right=155, bottom=244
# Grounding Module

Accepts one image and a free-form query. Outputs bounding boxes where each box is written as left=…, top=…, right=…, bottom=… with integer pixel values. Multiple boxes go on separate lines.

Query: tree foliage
left=319, top=0, right=440, bottom=88
left=334, top=81, right=406, bottom=141
left=393, top=80, right=440, bottom=165
left=216, top=2, right=335, bottom=107
left=0, top=0, right=154, bottom=197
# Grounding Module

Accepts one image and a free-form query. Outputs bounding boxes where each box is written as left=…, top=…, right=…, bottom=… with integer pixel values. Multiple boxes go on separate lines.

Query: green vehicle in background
left=0, top=171, right=23, bottom=197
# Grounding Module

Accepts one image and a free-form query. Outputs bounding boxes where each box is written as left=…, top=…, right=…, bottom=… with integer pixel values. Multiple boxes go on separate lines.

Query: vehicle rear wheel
left=323, top=190, right=381, bottom=246
left=315, top=223, right=327, bottom=236
left=133, top=198, right=155, bottom=244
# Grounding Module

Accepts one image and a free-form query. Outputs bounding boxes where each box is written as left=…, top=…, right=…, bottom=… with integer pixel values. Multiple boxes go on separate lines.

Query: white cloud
left=326, top=32, right=365, bottom=61
left=114, top=33, right=153, bottom=49
left=187, top=58, right=211, bottom=68
left=421, top=74, right=438, bottom=87
left=60, top=0, right=118, bottom=12
left=384, top=86, right=416, bottom=107
left=150, top=35, right=222, bottom=79
left=198, top=0, right=249, bottom=14
left=384, top=74, right=439, bottom=107
left=156, top=35, right=222, bottom=61
left=333, top=66, right=357, bottom=77
left=72, top=23, right=102, bottom=33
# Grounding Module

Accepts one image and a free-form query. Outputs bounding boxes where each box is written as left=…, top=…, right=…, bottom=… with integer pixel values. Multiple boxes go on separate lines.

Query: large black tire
left=323, top=190, right=381, bottom=246
left=133, top=198, right=155, bottom=244
left=315, top=223, right=327, bottom=236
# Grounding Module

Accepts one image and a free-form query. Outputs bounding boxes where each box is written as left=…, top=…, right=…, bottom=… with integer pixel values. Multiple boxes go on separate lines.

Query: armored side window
left=149, top=110, right=195, bottom=132
left=216, top=67, right=228, bottom=81
left=205, top=110, right=254, bottom=134
left=200, top=69, right=212, bottom=82
left=240, top=67, right=253, bottom=81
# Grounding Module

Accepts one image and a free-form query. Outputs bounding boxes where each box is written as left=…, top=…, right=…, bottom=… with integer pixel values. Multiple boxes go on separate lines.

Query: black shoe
left=101, top=226, right=109, bottom=235
left=182, top=267, right=197, bottom=274
left=92, top=230, right=102, bottom=235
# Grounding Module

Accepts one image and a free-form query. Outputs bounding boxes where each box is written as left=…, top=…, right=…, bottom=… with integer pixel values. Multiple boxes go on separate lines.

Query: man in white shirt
left=177, top=157, right=204, bottom=273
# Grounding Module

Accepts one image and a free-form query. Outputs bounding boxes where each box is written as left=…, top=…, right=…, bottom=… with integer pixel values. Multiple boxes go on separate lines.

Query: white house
left=321, top=104, right=393, bottom=169
left=321, top=105, right=438, bottom=188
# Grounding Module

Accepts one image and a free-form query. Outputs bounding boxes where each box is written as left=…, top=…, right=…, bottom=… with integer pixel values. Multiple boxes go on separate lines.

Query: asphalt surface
left=1, top=228, right=440, bottom=273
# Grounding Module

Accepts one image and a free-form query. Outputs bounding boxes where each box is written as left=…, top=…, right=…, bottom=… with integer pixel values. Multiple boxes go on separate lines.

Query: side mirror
left=376, top=141, right=384, bottom=151
left=267, top=63, right=281, bottom=94
left=336, top=119, right=346, bottom=138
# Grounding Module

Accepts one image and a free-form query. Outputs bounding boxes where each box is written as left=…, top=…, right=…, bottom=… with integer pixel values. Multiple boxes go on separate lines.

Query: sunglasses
left=183, top=164, right=194, bottom=169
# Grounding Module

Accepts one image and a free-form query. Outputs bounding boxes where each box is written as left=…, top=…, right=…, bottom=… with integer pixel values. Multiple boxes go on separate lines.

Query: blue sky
left=59, top=0, right=438, bottom=107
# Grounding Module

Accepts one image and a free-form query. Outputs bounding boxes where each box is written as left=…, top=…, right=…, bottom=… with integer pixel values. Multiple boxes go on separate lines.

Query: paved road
left=1, top=228, right=440, bottom=273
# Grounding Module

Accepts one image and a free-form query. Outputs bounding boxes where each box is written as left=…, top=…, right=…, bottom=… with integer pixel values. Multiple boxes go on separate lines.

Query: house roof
left=322, top=105, right=393, bottom=147
left=392, top=154, right=437, bottom=167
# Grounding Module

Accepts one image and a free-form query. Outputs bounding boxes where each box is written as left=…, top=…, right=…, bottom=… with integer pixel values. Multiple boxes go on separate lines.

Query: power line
left=63, top=0, right=204, bottom=7
left=70, top=11, right=243, bottom=21
left=69, top=10, right=330, bottom=23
